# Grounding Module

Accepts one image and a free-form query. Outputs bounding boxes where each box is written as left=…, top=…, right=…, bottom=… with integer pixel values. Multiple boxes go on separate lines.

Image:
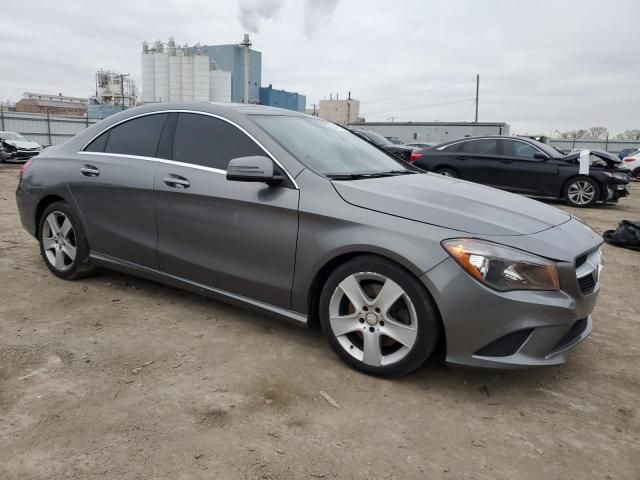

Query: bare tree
left=588, top=127, right=609, bottom=139
left=617, top=129, right=640, bottom=140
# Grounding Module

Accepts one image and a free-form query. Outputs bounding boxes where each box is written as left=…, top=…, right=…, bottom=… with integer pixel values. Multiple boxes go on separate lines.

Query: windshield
left=251, top=116, right=409, bottom=176
left=0, top=132, right=28, bottom=141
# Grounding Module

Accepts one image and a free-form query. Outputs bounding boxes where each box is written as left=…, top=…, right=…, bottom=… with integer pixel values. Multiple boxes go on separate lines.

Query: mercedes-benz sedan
left=16, top=103, right=603, bottom=376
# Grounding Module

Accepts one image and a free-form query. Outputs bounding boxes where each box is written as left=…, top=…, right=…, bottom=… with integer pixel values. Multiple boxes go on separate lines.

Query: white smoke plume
left=303, top=0, right=341, bottom=37
left=238, top=0, right=286, bottom=33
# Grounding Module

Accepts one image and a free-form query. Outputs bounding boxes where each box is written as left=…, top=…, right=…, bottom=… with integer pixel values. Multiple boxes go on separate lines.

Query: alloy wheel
left=567, top=180, right=595, bottom=206
left=328, top=272, right=418, bottom=367
left=42, top=211, right=77, bottom=272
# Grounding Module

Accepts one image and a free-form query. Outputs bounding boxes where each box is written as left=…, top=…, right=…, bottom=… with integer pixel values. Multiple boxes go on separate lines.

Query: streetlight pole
left=474, top=74, right=479, bottom=123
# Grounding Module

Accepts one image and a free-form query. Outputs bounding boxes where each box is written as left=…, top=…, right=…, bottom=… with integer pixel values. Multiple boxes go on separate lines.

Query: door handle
left=163, top=175, right=190, bottom=189
left=500, top=159, right=513, bottom=164
left=80, top=165, right=100, bottom=177
left=455, top=156, right=467, bottom=161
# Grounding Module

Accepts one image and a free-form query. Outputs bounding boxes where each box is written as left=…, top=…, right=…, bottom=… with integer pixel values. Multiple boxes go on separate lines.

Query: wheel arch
left=35, top=194, right=66, bottom=233
left=305, top=249, right=446, bottom=352
left=560, top=174, right=604, bottom=202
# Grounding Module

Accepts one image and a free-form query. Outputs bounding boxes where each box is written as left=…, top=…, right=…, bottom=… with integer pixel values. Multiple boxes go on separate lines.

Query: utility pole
left=388, top=116, right=397, bottom=123
left=474, top=74, right=479, bottom=123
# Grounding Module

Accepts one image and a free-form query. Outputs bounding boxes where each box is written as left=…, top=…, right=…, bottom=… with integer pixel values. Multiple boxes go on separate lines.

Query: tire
left=631, top=168, right=640, bottom=180
left=38, top=201, right=95, bottom=280
left=563, top=176, right=600, bottom=208
left=318, top=255, right=440, bottom=377
left=434, top=167, right=458, bottom=178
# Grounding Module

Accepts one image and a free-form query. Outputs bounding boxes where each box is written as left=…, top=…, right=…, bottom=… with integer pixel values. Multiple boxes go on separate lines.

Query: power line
left=0, top=51, right=98, bottom=74
left=457, top=100, right=477, bottom=121
left=363, top=98, right=476, bottom=116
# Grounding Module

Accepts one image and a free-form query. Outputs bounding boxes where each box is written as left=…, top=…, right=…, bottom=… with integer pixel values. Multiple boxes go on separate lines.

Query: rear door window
left=462, top=139, right=498, bottom=155
left=104, top=114, right=167, bottom=157
left=172, top=113, right=264, bottom=170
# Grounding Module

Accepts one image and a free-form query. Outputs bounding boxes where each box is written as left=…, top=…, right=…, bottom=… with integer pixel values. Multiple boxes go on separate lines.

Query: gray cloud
left=1, top=0, right=639, bottom=135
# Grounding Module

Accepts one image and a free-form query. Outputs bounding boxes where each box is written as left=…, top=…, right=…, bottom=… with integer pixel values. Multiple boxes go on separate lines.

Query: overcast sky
left=1, top=0, right=638, bottom=135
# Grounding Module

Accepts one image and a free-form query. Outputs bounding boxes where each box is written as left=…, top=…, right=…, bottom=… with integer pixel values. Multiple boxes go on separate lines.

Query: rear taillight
left=19, top=159, right=32, bottom=178
left=409, top=152, right=423, bottom=163
left=623, top=157, right=634, bottom=162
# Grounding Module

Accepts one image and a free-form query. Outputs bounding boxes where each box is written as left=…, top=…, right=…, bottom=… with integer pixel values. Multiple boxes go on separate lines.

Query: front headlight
left=442, top=238, right=560, bottom=291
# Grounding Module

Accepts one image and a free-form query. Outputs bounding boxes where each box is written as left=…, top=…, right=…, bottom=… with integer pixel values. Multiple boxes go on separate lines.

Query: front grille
left=578, top=273, right=596, bottom=294
left=551, top=318, right=588, bottom=352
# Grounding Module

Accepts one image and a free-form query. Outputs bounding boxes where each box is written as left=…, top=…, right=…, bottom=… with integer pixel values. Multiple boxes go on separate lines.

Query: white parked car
left=620, top=150, right=640, bottom=179
left=0, top=131, right=42, bottom=162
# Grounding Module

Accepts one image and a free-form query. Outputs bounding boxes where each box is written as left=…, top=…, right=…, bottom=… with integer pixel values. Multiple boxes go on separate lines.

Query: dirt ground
left=0, top=163, right=638, bottom=480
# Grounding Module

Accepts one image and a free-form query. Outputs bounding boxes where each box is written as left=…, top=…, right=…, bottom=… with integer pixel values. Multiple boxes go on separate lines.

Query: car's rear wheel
left=564, top=176, right=599, bottom=207
left=38, top=201, right=95, bottom=279
left=434, top=167, right=458, bottom=178
left=319, top=255, right=440, bottom=377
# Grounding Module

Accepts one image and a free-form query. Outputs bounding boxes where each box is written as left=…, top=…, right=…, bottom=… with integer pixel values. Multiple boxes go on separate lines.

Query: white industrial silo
left=141, top=42, right=156, bottom=103
left=181, top=53, right=194, bottom=102
left=167, top=38, right=182, bottom=102
left=209, top=69, right=232, bottom=103
left=193, top=53, right=209, bottom=102
left=153, top=42, right=169, bottom=102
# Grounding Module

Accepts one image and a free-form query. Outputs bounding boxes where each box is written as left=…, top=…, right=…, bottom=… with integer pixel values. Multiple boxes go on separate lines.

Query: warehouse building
left=259, top=85, right=305, bottom=112
left=347, top=121, right=511, bottom=144
left=16, top=92, right=87, bottom=116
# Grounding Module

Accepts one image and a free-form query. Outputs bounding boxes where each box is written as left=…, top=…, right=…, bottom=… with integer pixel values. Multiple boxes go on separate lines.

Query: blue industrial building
left=259, top=85, right=306, bottom=112
left=190, top=44, right=262, bottom=103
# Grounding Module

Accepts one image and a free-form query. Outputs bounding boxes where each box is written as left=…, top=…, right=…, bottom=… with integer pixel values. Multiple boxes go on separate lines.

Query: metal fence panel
left=0, top=109, right=99, bottom=146
left=549, top=139, right=640, bottom=154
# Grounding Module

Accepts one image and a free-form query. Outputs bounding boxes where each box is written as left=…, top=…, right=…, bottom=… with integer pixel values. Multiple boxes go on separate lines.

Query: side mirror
left=226, top=156, right=283, bottom=186
left=533, top=152, right=549, bottom=160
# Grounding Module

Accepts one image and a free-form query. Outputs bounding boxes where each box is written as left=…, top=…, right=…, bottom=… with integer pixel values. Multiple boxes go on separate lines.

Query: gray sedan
left=15, top=103, right=603, bottom=376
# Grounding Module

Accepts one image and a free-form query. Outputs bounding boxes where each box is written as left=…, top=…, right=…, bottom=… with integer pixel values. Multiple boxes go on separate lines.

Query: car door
left=455, top=138, right=501, bottom=186
left=154, top=112, right=299, bottom=308
left=70, top=113, right=168, bottom=268
left=497, top=139, right=560, bottom=195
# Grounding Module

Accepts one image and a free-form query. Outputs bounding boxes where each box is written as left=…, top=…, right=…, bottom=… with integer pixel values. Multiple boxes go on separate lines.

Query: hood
left=332, top=173, right=570, bottom=236
left=3, top=139, right=40, bottom=150
left=388, top=145, right=416, bottom=152
left=564, top=149, right=621, bottom=168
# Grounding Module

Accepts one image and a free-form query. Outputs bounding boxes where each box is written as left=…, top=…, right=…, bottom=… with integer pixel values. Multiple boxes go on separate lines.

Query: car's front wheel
left=38, top=201, right=95, bottom=279
left=319, top=255, right=440, bottom=377
left=564, top=176, right=600, bottom=208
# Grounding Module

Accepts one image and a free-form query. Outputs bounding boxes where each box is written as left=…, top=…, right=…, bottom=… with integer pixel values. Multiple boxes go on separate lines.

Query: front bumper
left=421, top=255, right=599, bottom=369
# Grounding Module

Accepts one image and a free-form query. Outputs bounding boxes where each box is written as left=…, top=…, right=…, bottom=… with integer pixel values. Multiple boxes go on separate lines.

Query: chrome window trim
left=436, top=136, right=547, bottom=158
left=78, top=109, right=299, bottom=189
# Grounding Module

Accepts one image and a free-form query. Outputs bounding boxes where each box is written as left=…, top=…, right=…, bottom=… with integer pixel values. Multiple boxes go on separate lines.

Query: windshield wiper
left=326, top=170, right=414, bottom=180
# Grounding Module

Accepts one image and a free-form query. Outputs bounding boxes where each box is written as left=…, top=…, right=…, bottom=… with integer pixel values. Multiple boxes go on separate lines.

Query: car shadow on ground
left=85, top=266, right=563, bottom=399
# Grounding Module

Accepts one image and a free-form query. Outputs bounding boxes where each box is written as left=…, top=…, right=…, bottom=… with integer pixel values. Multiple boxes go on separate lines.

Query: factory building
left=259, top=85, right=305, bottom=112
left=141, top=38, right=232, bottom=104
left=16, top=92, right=87, bottom=116
left=88, top=70, right=138, bottom=119
left=191, top=34, right=261, bottom=104
left=319, top=95, right=360, bottom=125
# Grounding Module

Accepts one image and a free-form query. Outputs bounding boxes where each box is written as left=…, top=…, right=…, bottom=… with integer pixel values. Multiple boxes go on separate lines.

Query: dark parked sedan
left=412, top=136, right=629, bottom=207
left=351, top=129, right=421, bottom=163
left=16, top=104, right=603, bottom=376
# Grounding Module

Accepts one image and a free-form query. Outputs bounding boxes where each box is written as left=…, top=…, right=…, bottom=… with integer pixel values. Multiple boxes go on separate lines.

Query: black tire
left=433, top=167, right=458, bottom=178
left=319, top=255, right=441, bottom=377
left=631, top=167, right=640, bottom=180
left=563, top=176, right=600, bottom=208
left=38, top=201, right=95, bottom=280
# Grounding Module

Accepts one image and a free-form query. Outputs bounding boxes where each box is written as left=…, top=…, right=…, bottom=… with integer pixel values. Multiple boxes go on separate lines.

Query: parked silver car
left=0, top=131, right=42, bottom=162
left=16, top=103, right=603, bottom=376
